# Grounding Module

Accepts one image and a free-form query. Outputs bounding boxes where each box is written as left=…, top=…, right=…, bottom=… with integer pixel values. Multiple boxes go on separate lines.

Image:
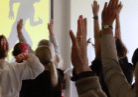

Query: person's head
left=12, top=42, right=29, bottom=62
left=38, top=39, right=51, bottom=47
left=0, top=35, right=9, bottom=59
left=35, top=46, right=56, bottom=65
left=38, top=39, right=55, bottom=53
left=115, top=38, right=128, bottom=59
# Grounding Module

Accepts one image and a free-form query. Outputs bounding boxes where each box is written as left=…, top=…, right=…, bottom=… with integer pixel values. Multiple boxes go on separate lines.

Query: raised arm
left=92, top=0, right=101, bottom=59
left=48, top=19, right=64, bottom=70
left=69, top=15, right=107, bottom=97
left=17, top=19, right=34, bottom=53
left=48, top=19, right=60, bottom=56
left=115, top=2, right=123, bottom=40
left=100, top=0, right=136, bottom=97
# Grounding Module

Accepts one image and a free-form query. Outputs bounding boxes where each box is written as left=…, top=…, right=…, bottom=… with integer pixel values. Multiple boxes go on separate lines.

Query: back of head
left=12, top=42, right=29, bottom=56
left=38, top=39, right=51, bottom=47
left=35, top=46, right=54, bottom=65
left=0, top=35, right=9, bottom=59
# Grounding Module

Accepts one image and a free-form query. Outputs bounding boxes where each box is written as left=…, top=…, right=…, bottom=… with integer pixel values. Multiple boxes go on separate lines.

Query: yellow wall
left=0, top=0, right=49, bottom=61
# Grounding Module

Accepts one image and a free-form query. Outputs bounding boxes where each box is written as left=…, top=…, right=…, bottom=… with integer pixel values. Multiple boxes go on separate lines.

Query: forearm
left=115, top=16, right=121, bottom=40
left=115, top=16, right=120, bottom=32
left=50, top=35, right=60, bottom=55
left=75, top=76, right=107, bottom=97
left=100, top=34, right=136, bottom=97
left=18, top=32, right=34, bottom=53
left=93, top=18, right=100, bottom=59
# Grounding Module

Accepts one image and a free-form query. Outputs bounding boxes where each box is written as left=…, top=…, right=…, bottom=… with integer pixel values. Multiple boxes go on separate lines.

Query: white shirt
left=0, top=54, right=44, bottom=97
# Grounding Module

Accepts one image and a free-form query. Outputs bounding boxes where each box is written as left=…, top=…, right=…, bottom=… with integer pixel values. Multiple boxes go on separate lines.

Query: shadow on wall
left=8, top=0, right=43, bottom=51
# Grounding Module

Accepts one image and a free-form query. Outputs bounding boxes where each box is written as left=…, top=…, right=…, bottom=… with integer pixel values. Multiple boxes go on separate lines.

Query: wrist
left=17, top=31, right=22, bottom=35
left=102, top=25, right=113, bottom=30
left=75, top=66, right=92, bottom=75
left=93, top=16, right=98, bottom=19
left=49, top=32, right=54, bottom=35
left=71, top=69, right=95, bottom=81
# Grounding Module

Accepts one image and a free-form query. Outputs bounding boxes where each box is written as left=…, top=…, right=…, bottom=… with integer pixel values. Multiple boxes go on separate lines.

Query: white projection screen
left=0, top=0, right=49, bottom=62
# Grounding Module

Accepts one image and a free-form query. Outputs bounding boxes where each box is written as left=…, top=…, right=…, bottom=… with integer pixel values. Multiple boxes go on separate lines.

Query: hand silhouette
left=9, top=10, right=14, bottom=20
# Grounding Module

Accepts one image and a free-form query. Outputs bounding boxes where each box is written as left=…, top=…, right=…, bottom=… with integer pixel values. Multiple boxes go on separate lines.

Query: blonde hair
left=38, top=39, right=52, bottom=47
left=35, top=46, right=53, bottom=65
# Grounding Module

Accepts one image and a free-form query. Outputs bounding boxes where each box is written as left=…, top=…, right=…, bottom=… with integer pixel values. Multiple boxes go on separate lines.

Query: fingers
left=15, top=53, right=28, bottom=62
left=77, top=15, right=82, bottom=37
left=108, top=0, right=119, bottom=10
left=103, top=2, right=108, bottom=12
left=69, top=30, right=77, bottom=46
left=83, top=18, right=87, bottom=40
left=108, top=0, right=113, bottom=9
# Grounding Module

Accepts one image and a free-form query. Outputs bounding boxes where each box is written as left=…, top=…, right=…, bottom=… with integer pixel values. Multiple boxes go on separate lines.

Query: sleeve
left=75, top=77, right=107, bottom=97
left=18, top=33, right=34, bottom=53
left=13, top=53, right=44, bottom=80
left=50, top=35, right=64, bottom=69
left=49, top=35, right=60, bottom=56
left=100, top=35, right=137, bottom=97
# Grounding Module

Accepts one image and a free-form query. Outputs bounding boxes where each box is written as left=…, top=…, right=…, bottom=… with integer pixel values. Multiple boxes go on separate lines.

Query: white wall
left=55, top=0, right=138, bottom=96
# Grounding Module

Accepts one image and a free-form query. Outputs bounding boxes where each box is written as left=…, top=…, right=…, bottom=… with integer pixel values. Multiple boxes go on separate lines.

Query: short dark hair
left=0, top=35, right=9, bottom=58
left=115, top=38, right=128, bottom=58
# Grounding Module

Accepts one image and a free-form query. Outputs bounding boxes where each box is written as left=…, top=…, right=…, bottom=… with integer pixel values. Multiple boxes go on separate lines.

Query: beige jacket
left=75, top=76, right=107, bottom=97
left=100, top=35, right=137, bottom=97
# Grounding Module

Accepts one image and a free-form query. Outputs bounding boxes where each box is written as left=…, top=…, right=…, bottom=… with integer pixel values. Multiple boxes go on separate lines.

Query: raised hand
left=9, top=10, right=14, bottom=20
left=102, top=0, right=119, bottom=26
left=115, top=2, right=123, bottom=16
left=48, top=19, right=54, bottom=35
left=101, top=0, right=120, bottom=36
left=69, top=15, right=91, bottom=74
left=92, top=0, right=99, bottom=16
left=17, top=19, right=23, bottom=35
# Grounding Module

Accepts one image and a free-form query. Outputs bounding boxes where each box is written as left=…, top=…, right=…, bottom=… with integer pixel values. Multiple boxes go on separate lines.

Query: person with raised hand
left=100, top=0, right=137, bottom=97
left=48, top=19, right=64, bottom=70
left=114, top=2, right=133, bottom=85
left=92, top=0, right=101, bottom=60
left=16, top=19, right=64, bottom=97
left=69, top=15, right=107, bottom=97
left=0, top=35, right=44, bottom=97
left=17, top=19, right=34, bottom=53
